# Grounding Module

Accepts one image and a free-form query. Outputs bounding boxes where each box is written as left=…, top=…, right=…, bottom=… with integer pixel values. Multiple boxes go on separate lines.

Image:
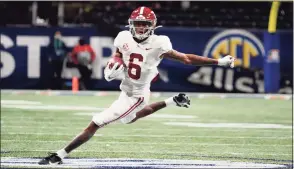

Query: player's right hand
left=104, top=62, right=124, bottom=82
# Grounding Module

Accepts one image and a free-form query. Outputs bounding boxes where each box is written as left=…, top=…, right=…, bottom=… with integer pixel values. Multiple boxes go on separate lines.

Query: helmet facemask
left=128, top=19, right=156, bottom=40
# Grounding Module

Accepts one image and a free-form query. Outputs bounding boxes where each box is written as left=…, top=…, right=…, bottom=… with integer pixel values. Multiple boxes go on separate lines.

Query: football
left=108, top=56, right=124, bottom=70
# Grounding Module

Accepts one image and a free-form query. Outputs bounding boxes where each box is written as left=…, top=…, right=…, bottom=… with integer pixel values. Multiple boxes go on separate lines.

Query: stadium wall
left=0, top=27, right=292, bottom=93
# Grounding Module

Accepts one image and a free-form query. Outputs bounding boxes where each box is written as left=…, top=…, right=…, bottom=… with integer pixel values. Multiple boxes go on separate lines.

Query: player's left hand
left=217, top=55, right=235, bottom=68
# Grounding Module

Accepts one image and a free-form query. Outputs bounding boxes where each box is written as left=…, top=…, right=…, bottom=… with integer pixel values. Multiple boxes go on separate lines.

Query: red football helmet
left=128, top=6, right=158, bottom=40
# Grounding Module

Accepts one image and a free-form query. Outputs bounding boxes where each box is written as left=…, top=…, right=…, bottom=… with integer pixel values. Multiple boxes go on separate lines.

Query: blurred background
left=1, top=2, right=293, bottom=167
left=0, top=1, right=293, bottom=93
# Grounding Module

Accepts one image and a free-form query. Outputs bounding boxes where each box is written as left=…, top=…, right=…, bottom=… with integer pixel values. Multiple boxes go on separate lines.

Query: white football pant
left=92, top=91, right=149, bottom=127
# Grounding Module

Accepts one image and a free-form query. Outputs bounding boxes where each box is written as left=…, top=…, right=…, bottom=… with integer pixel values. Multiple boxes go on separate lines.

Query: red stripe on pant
left=97, top=97, right=144, bottom=128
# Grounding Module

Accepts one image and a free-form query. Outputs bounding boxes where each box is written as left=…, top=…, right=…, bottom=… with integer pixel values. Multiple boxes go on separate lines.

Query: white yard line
left=1, top=100, right=42, bottom=105
left=1, top=140, right=292, bottom=147
left=1, top=104, right=105, bottom=111
left=2, top=125, right=291, bottom=132
left=2, top=117, right=292, bottom=126
left=1, top=132, right=292, bottom=139
left=1, top=117, right=197, bottom=122
left=1, top=121, right=177, bottom=126
left=1, top=117, right=90, bottom=120
left=1, top=89, right=292, bottom=100
left=1, top=132, right=102, bottom=137
left=2, top=118, right=292, bottom=129
left=147, top=114, right=197, bottom=119
left=0, top=149, right=291, bottom=156
left=2, top=116, right=292, bottom=124
left=164, top=122, right=292, bottom=129
left=0, top=157, right=288, bottom=169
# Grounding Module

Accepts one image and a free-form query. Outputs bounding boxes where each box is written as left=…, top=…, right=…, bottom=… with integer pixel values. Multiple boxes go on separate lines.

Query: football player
left=39, top=6, right=235, bottom=165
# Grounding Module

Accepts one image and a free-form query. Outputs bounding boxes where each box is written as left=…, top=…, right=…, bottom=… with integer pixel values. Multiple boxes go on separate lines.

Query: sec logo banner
left=203, top=29, right=265, bottom=68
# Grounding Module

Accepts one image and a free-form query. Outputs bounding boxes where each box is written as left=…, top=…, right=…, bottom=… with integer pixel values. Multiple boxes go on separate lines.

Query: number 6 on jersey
left=128, top=53, right=143, bottom=80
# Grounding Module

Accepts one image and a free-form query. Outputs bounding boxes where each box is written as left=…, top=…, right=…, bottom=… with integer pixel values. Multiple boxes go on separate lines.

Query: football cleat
left=173, top=93, right=191, bottom=108
left=38, top=153, right=62, bottom=165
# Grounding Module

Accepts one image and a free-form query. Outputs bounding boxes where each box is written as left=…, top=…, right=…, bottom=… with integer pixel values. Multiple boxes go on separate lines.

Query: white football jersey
left=114, top=30, right=173, bottom=97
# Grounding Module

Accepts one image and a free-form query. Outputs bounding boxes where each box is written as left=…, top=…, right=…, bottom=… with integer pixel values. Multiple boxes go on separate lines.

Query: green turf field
left=1, top=92, right=293, bottom=168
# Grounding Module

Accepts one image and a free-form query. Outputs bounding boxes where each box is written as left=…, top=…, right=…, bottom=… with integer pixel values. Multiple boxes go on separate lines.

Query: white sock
left=164, top=97, right=176, bottom=106
left=56, top=149, right=68, bottom=159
